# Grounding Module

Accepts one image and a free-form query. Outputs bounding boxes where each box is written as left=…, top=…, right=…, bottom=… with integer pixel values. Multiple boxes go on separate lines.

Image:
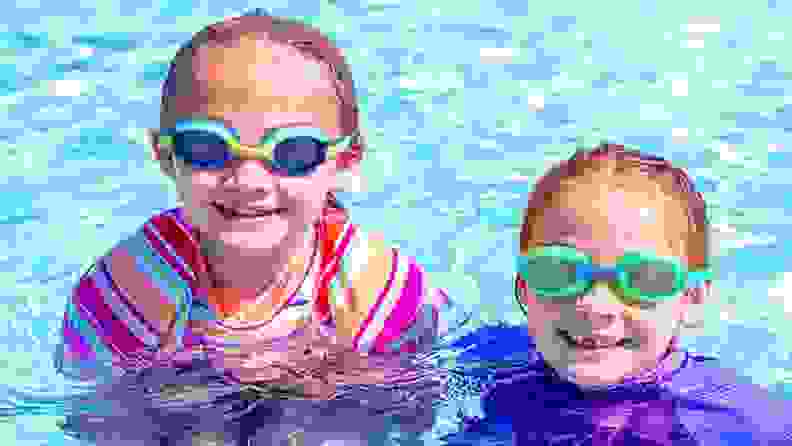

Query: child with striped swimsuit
left=55, top=13, right=461, bottom=386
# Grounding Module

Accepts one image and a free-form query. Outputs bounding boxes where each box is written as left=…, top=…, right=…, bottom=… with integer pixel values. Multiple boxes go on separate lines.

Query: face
left=149, top=35, right=358, bottom=252
left=519, top=173, right=705, bottom=386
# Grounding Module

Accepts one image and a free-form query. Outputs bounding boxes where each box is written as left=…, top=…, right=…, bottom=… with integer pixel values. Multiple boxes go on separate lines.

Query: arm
left=55, top=238, right=179, bottom=381
left=55, top=262, right=130, bottom=381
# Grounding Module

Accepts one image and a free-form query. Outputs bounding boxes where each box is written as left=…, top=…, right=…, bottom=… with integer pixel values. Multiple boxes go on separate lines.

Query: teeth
left=235, top=209, right=267, bottom=216
left=566, top=332, right=618, bottom=349
left=214, top=203, right=279, bottom=218
left=578, top=337, right=599, bottom=348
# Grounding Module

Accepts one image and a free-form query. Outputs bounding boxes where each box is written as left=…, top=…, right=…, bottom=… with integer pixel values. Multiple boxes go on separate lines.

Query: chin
left=215, top=225, right=290, bottom=251
left=557, top=365, right=630, bottom=387
left=542, top=345, right=639, bottom=387
left=189, top=206, right=292, bottom=249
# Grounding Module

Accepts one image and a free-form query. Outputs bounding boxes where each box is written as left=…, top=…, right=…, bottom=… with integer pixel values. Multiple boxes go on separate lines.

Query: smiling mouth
left=212, top=202, right=286, bottom=220
left=557, top=329, right=633, bottom=350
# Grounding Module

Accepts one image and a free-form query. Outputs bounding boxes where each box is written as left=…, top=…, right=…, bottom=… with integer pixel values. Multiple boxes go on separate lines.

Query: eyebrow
left=201, top=114, right=236, bottom=131
left=198, top=114, right=321, bottom=137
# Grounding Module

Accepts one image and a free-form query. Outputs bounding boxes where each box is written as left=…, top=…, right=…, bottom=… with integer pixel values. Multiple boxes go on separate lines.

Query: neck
left=199, top=225, right=315, bottom=297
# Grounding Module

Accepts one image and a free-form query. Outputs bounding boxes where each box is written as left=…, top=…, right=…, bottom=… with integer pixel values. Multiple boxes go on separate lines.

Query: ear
left=147, top=128, right=159, bottom=158
left=147, top=128, right=177, bottom=179
left=679, top=283, right=710, bottom=330
left=684, top=281, right=712, bottom=306
left=515, top=274, right=531, bottom=302
left=515, top=274, right=526, bottom=294
left=335, top=140, right=363, bottom=167
left=515, top=274, right=531, bottom=318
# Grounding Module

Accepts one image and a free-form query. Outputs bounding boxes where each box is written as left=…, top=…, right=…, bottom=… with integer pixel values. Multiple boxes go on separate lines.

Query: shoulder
left=671, top=354, right=792, bottom=444
left=340, top=225, right=398, bottom=292
left=339, top=222, right=452, bottom=305
left=322, top=221, right=406, bottom=338
left=323, top=217, right=459, bottom=352
left=319, top=208, right=431, bottom=294
left=108, top=207, right=201, bottom=285
left=83, top=208, right=195, bottom=339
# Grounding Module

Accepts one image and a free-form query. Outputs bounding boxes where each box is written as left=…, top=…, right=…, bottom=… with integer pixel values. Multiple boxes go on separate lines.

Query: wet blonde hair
left=519, top=143, right=710, bottom=271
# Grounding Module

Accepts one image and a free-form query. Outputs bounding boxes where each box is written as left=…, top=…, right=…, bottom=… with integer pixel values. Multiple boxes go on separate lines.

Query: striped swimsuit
left=56, top=206, right=459, bottom=381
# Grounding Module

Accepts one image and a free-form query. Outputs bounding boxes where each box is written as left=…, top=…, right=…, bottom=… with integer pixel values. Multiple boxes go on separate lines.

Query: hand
left=205, top=324, right=369, bottom=400
left=206, top=322, right=437, bottom=401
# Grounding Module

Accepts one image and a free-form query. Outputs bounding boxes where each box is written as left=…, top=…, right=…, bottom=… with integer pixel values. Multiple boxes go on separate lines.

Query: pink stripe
left=370, top=257, right=423, bottom=353
left=99, top=258, right=162, bottom=338
left=180, top=328, right=203, bottom=349
left=106, top=248, right=178, bottom=336
left=61, top=314, right=96, bottom=361
left=332, top=223, right=357, bottom=263
left=142, top=222, right=198, bottom=297
left=352, top=248, right=398, bottom=347
left=73, top=277, right=123, bottom=358
left=74, top=275, right=145, bottom=357
left=434, top=301, right=441, bottom=327
left=318, top=223, right=357, bottom=287
left=400, top=340, right=418, bottom=354
left=315, top=224, right=357, bottom=322
left=433, top=287, right=451, bottom=308
left=161, top=210, right=204, bottom=280
left=165, top=208, right=191, bottom=232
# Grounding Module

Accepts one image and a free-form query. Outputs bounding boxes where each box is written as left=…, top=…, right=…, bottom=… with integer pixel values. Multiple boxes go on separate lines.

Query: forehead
left=166, top=35, right=341, bottom=137
left=194, top=35, right=337, bottom=98
left=531, top=174, right=689, bottom=260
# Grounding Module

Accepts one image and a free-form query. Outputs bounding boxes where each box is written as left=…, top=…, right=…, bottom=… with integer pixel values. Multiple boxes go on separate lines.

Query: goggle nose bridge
left=575, top=263, right=621, bottom=282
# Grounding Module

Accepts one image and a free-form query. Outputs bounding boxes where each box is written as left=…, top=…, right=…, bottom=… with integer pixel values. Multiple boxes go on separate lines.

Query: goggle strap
left=326, top=136, right=352, bottom=158
left=331, top=135, right=353, bottom=147
left=158, top=135, right=174, bottom=148
left=687, top=270, right=712, bottom=287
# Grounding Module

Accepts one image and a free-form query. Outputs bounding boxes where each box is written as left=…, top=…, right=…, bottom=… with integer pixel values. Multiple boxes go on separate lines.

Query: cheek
left=277, top=175, right=335, bottom=220
left=180, top=176, right=216, bottom=203
left=289, top=165, right=337, bottom=199
left=626, top=302, right=683, bottom=348
left=280, top=178, right=329, bottom=203
left=519, top=286, right=563, bottom=336
left=171, top=161, right=219, bottom=200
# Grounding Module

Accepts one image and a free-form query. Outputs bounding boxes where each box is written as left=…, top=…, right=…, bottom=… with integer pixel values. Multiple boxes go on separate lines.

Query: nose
left=574, top=282, right=624, bottom=329
left=225, top=159, right=278, bottom=190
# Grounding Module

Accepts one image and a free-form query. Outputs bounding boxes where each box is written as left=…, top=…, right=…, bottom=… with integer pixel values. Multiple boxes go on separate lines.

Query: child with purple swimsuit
left=444, top=144, right=792, bottom=445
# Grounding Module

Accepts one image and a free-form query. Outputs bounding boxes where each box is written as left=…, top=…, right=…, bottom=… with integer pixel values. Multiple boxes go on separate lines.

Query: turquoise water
left=2, top=0, right=792, bottom=443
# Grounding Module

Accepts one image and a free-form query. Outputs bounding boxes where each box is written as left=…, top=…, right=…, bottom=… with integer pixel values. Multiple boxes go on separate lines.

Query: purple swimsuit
left=444, top=324, right=792, bottom=445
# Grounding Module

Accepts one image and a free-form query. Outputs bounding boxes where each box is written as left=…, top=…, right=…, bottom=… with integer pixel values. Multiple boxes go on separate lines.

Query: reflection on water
left=16, top=323, right=791, bottom=445
left=57, top=335, right=452, bottom=445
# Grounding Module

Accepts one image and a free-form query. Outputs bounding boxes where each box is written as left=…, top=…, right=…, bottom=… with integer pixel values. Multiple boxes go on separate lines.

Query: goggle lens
left=171, top=130, right=231, bottom=169
left=270, top=136, right=327, bottom=176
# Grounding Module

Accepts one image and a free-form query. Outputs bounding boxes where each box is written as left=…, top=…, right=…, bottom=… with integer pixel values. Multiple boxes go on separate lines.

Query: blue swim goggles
left=157, top=119, right=355, bottom=177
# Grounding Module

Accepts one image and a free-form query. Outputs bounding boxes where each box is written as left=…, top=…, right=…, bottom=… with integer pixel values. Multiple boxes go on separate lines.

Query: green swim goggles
left=157, top=119, right=355, bottom=176
left=517, top=245, right=711, bottom=303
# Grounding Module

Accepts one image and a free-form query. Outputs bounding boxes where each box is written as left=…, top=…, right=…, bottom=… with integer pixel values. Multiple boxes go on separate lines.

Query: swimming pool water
left=2, top=0, right=792, bottom=444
